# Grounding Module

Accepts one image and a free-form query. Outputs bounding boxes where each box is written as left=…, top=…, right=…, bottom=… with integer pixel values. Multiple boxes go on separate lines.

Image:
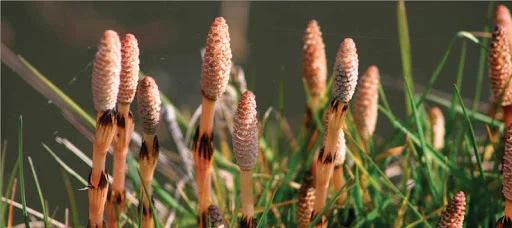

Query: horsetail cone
left=438, top=191, right=466, bottom=228
left=118, top=34, right=140, bottom=104
left=233, top=91, right=258, bottom=171
left=92, top=30, right=121, bottom=112
left=495, top=5, right=512, bottom=51
left=353, top=65, right=379, bottom=143
left=303, top=20, right=327, bottom=97
left=333, top=38, right=359, bottom=103
left=296, top=171, right=316, bottom=228
left=489, top=26, right=512, bottom=107
left=429, top=106, right=445, bottom=150
left=333, top=130, right=346, bottom=166
left=201, top=17, right=232, bottom=101
left=503, top=125, right=512, bottom=200
left=137, top=76, right=161, bottom=135
left=208, top=205, right=226, bottom=228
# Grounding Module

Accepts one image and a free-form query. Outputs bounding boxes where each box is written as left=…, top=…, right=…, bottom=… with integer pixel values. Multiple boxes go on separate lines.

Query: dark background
left=1, top=1, right=505, bottom=225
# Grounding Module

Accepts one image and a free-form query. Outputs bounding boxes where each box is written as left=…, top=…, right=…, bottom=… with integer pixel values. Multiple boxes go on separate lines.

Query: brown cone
left=438, top=191, right=466, bottom=228
left=118, top=34, right=140, bottom=104
left=489, top=26, right=512, bottom=106
left=92, top=30, right=121, bottom=112
left=232, top=91, right=258, bottom=171
left=428, top=106, right=445, bottom=150
left=333, top=38, right=359, bottom=103
left=137, top=76, right=161, bottom=135
left=201, top=17, right=232, bottom=101
left=303, top=20, right=327, bottom=98
left=495, top=5, right=512, bottom=52
left=296, top=171, right=316, bottom=228
left=352, top=65, right=380, bottom=144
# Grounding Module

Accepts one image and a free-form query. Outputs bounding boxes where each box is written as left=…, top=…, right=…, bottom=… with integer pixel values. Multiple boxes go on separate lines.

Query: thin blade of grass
left=17, top=116, right=30, bottom=227
left=0, top=140, right=7, bottom=228
left=60, top=169, right=80, bottom=228
left=256, top=185, right=279, bottom=228
left=447, top=40, right=468, bottom=139
left=453, top=85, right=485, bottom=181
left=0, top=157, right=19, bottom=228
left=308, top=183, right=354, bottom=228
left=471, top=1, right=495, bottom=112
left=404, top=80, right=440, bottom=201
left=27, top=157, right=48, bottom=227
left=42, top=143, right=87, bottom=186
left=138, top=170, right=161, bottom=228
left=425, top=93, right=504, bottom=129
left=397, top=0, right=414, bottom=115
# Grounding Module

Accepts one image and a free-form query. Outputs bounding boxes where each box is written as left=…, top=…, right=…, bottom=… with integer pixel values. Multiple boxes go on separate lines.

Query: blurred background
left=1, top=1, right=502, bottom=225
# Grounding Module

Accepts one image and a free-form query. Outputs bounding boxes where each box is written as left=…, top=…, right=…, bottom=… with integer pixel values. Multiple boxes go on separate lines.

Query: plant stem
left=193, top=96, right=216, bottom=227
left=107, top=103, right=134, bottom=228
left=240, top=170, right=255, bottom=223
left=140, top=133, right=159, bottom=228
left=312, top=100, right=348, bottom=227
left=89, top=110, right=116, bottom=227
left=332, top=166, right=347, bottom=205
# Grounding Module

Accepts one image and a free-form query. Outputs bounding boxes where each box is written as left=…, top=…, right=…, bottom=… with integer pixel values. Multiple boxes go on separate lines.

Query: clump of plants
left=3, top=2, right=512, bottom=227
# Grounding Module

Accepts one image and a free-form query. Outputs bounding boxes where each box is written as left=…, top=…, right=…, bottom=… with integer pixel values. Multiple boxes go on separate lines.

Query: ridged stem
left=89, top=110, right=116, bottom=227
left=107, top=103, right=134, bottom=228
left=506, top=200, right=512, bottom=219
left=312, top=100, right=348, bottom=228
left=240, top=170, right=255, bottom=222
left=140, top=133, right=158, bottom=228
left=194, top=96, right=216, bottom=227
left=332, top=166, right=347, bottom=205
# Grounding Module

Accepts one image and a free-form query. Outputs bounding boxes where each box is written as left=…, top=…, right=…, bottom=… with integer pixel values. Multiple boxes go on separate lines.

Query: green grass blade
left=27, top=157, right=48, bottom=227
left=414, top=35, right=457, bottom=107
left=378, top=105, right=458, bottom=172
left=397, top=0, right=414, bottom=115
left=453, top=85, right=485, bottom=181
left=447, top=40, right=468, bottom=138
left=256, top=185, right=279, bottom=228
left=0, top=140, right=6, bottom=227
left=404, top=80, right=440, bottom=201
left=424, top=94, right=504, bottom=129
left=308, top=183, right=353, bottom=228
left=61, top=169, right=80, bottom=228
left=0, top=158, right=18, bottom=228
left=18, top=56, right=96, bottom=127
left=18, top=116, right=30, bottom=227
left=472, top=1, right=495, bottom=112
left=42, top=143, right=88, bottom=186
